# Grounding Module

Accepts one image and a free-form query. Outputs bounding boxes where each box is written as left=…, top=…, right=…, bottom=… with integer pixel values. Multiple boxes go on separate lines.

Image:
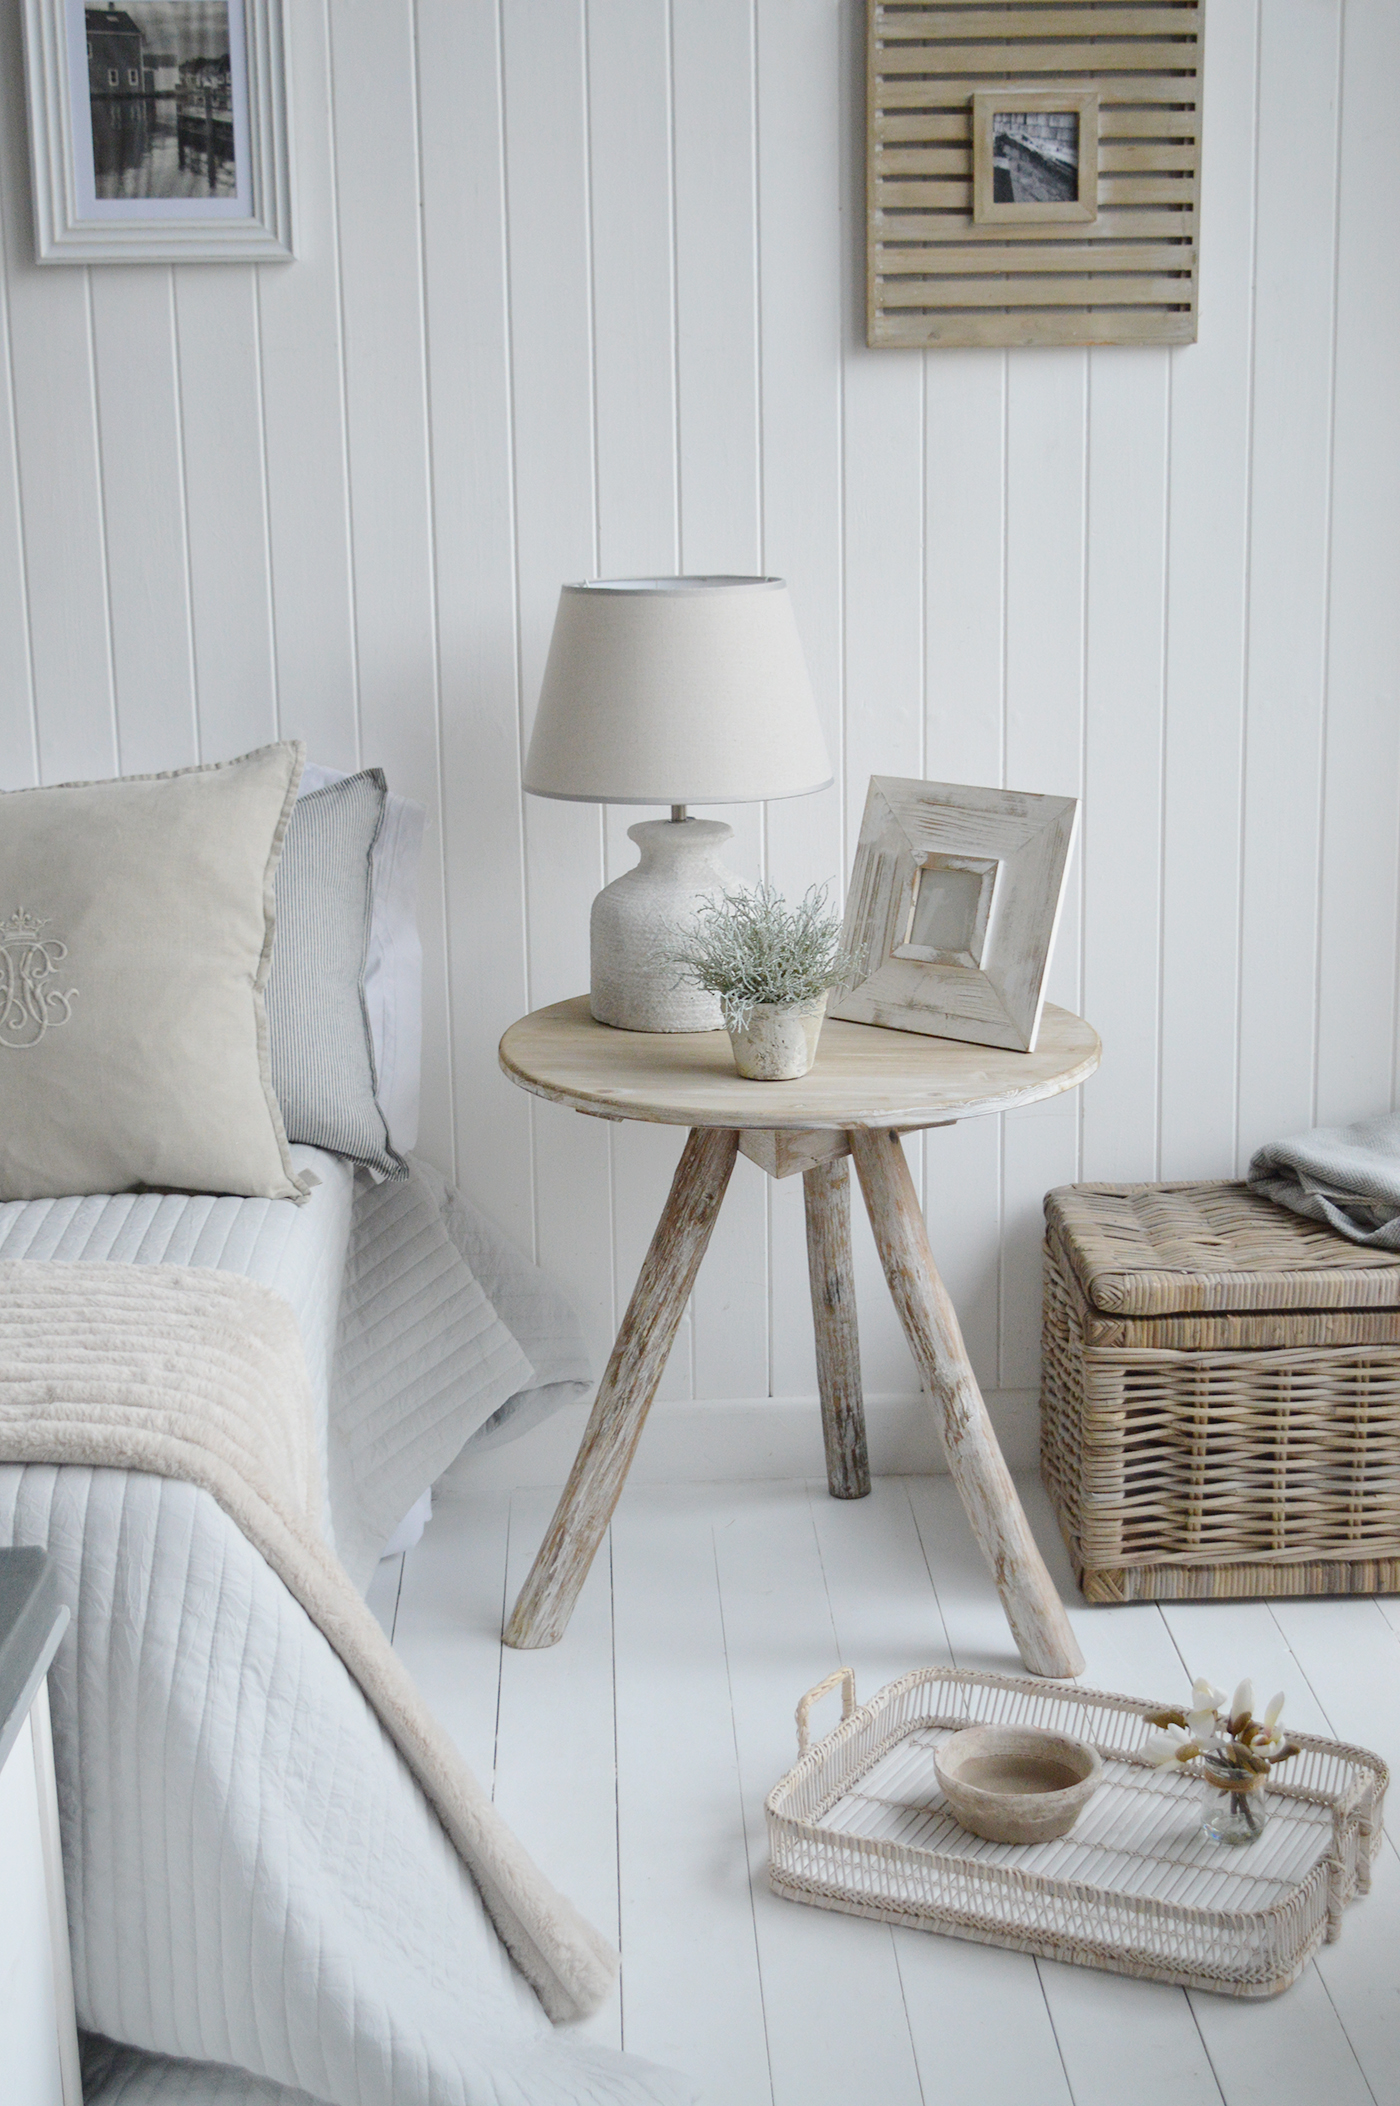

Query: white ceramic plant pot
left=726, top=995, right=828, bottom=1081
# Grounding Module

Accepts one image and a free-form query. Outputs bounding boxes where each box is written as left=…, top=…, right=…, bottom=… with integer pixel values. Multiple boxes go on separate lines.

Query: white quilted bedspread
left=0, top=1464, right=688, bottom=2105
left=0, top=1148, right=595, bottom=1590
left=0, top=1167, right=692, bottom=2105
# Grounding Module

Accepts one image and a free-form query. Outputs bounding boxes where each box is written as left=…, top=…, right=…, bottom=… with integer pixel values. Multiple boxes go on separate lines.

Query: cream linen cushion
left=0, top=741, right=310, bottom=1202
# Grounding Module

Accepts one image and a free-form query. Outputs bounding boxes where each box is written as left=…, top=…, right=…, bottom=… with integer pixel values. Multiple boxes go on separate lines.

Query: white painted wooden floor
left=367, top=1477, right=1400, bottom=2106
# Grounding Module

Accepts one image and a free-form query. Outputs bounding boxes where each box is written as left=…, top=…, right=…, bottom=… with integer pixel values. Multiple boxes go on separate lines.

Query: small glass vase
left=1198, top=1760, right=1268, bottom=1845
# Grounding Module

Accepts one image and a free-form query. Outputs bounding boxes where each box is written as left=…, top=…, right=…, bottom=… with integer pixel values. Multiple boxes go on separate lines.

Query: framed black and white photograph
left=22, top=0, right=293, bottom=262
left=971, top=88, right=1098, bottom=227
left=829, top=776, right=1078, bottom=1053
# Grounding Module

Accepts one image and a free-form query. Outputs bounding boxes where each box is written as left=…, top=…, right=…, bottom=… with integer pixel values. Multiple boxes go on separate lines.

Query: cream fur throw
left=0, top=1259, right=616, bottom=2025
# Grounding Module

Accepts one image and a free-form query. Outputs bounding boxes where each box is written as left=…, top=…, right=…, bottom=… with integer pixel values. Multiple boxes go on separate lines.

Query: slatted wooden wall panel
left=0, top=0, right=1394, bottom=1459
left=868, top=1, right=1202, bottom=347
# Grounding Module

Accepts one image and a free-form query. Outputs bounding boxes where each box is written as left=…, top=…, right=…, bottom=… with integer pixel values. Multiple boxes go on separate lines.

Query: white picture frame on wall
left=22, top=0, right=294, bottom=263
left=829, top=776, right=1078, bottom=1054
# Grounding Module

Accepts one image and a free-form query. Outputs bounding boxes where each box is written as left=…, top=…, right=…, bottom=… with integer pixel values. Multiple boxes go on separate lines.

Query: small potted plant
left=671, top=881, right=855, bottom=1081
left=1143, top=1676, right=1300, bottom=1845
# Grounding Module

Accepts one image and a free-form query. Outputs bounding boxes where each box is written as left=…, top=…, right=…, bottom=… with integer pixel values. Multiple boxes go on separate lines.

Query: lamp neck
left=625, top=817, right=733, bottom=867
left=670, top=804, right=688, bottom=824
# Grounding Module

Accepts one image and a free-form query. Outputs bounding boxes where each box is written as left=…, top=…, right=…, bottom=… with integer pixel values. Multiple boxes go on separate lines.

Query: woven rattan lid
left=1045, top=1182, right=1400, bottom=1318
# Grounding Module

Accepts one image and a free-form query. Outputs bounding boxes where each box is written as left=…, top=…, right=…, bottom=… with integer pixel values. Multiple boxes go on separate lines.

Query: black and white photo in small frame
left=22, top=0, right=293, bottom=261
left=76, top=2, right=246, bottom=214
left=829, top=777, right=1078, bottom=1053
left=972, top=88, right=1098, bottom=227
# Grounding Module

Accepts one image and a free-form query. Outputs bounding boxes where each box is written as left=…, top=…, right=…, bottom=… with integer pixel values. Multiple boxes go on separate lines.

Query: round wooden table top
left=499, top=996, right=1101, bottom=1132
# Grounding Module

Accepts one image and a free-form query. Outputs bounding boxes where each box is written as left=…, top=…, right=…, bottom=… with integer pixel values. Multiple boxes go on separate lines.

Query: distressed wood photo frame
left=830, top=776, right=1078, bottom=1054
left=21, top=0, right=294, bottom=263
left=971, top=89, right=1099, bottom=227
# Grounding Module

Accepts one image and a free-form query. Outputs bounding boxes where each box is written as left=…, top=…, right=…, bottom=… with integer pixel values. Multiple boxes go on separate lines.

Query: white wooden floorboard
left=608, top=1485, right=771, bottom=2101
left=1157, top=1596, right=1383, bottom=2106
left=806, top=1479, right=1074, bottom=2106
left=391, top=1489, right=510, bottom=1793
left=710, top=1482, right=926, bottom=2106
left=1040, top=1493, right=1385, bottom=2106
left=389, top=1475, right=1400, bottom=2105
left=908, top=1475, right=1226, bottom=2106
left=1026, top=1509, right=1226, bottom=2106
left=1371, top=1594, right=1400, bottom=1640
left=1258, top=1599, right=1400, bottom=2101
left=493, top=1489, right=622, bottom=2056
left=803, top=1476, right=953, bottom=1690
left=1261, top=1598, right=1400, bottom=1811
left=1182, top=1909, right=1377, bottom=2106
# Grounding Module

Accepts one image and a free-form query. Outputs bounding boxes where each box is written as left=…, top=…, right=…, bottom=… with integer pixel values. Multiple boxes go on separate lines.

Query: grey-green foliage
left=670, top=881, right=856, bottom=1034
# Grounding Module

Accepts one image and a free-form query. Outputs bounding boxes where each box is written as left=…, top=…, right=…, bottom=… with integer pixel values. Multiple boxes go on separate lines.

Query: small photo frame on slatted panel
left=971, top=91, right=1098, bottom=226
left=867, top=1, right=1202, bottom=350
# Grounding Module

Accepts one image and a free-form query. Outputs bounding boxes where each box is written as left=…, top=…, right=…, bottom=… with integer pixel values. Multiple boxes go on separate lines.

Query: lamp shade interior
left=523, top=576, right=833, bottom=805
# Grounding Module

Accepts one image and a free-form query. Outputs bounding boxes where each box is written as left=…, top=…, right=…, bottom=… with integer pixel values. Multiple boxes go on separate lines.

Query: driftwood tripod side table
left=498, top=997, right=1101, bottom=1679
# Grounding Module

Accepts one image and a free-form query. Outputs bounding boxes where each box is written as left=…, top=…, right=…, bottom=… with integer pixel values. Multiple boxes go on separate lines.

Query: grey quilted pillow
left=266, top=771, right=406, bottom=1179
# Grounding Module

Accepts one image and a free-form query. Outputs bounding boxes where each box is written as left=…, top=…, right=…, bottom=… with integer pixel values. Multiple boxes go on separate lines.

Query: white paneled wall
left=1, top=2, right=1397, bottom=1464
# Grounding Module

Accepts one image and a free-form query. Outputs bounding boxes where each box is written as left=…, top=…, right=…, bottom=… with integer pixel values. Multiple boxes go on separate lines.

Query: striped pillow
left=265, top=771, right=406, bottom=1179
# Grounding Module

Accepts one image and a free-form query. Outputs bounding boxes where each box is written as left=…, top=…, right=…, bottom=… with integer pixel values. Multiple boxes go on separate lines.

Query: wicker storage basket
left=766, top=1666, right=1387, bottom=1998
left=1040, top=1181, right=1400, bottom=1602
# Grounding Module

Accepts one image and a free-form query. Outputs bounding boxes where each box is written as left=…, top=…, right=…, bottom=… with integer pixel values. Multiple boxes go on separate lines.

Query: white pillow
left=298, top=764, right=425, bottom=1153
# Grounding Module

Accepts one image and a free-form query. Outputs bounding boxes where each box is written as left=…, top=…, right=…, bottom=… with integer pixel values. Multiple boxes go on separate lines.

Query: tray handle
left=796, top=1667, right=856, bottom=1755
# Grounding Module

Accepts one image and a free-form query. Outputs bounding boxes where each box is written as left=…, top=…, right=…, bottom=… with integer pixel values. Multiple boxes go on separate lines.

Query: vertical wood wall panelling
left=670, top=0, right=766, bottom=898
left=174, top=267, right=277, bottom=760
left=671, top=0, right=765, bottom=1405
left=0, top=0, right=115, bottom=785
left=921, top=353, right=1008, bottom=1398
left=0, top=0, right=1393, bottom=1441
left=1315, top=1, right=1400, bottom=1125
left=1157, top=0, right=1258, bottom=1181
left=671, top=0, right=777, bottom=1402
left=327, top=0, right=452, bottom=1168
left=88, top=269, right=198, bottom=775
left=671, top=0, right=762, bottom=577
left=256, top=0, right=360, bottom=775
left=0, top=1, right=38, bottom=787
left=838, top=0, right=928, bottom=1408
left=417, top=0, right=533, bottom=1242
left=756, top=0, right=847, bottom=1413
left=1079, top=346, right=1169, bottom=1183
left=999, top=349, right=1087, bottom=1391
left=585, top=0, right=694, bottom=1393
left=1235, top=0, right=1343, bottom=1165
left=586, top=0, right=677, bottom=587
left=502, top=0, right=613, bottom=1354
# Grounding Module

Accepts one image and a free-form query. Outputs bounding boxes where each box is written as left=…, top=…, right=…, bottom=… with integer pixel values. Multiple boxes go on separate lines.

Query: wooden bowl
left=934, top=1723, right=1102, bottom=1845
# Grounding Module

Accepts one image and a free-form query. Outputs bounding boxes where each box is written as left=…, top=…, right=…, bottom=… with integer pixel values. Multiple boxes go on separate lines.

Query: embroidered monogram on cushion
left=0, top=908, right=77, bottom=1048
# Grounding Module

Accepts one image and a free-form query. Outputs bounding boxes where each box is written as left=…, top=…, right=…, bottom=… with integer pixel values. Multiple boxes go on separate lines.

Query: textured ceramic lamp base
left=590, top=817, right=738, bottom=1031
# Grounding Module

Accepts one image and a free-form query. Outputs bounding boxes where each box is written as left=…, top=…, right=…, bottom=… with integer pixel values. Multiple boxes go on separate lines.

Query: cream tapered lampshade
left=524, top=577, right=833, bottom=1033
left=524, top=576, right=832, bottom=806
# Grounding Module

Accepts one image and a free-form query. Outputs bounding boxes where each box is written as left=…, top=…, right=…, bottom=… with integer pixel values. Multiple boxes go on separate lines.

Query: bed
left=0, top=745, right=693, bottom=2106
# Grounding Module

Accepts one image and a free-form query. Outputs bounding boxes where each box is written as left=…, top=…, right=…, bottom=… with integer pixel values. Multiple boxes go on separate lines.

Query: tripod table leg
left=849, top=1127, right=1084, bottom=1680
left=803, top=1155, right=870, bottom=1499
left=504, top=1125, right=740, bottom=1650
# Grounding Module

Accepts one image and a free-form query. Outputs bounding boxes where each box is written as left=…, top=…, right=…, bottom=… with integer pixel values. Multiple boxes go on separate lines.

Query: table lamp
left=524, top=576, right=833, bottom=1031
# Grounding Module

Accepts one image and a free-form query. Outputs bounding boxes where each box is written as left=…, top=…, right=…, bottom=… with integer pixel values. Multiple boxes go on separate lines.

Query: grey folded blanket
left=1248, top=1110, right=1400, bottom=1248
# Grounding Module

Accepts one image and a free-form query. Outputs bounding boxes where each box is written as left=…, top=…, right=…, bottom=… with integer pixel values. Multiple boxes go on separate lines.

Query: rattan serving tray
left=766, top=1667, right=1387, bottom=1998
